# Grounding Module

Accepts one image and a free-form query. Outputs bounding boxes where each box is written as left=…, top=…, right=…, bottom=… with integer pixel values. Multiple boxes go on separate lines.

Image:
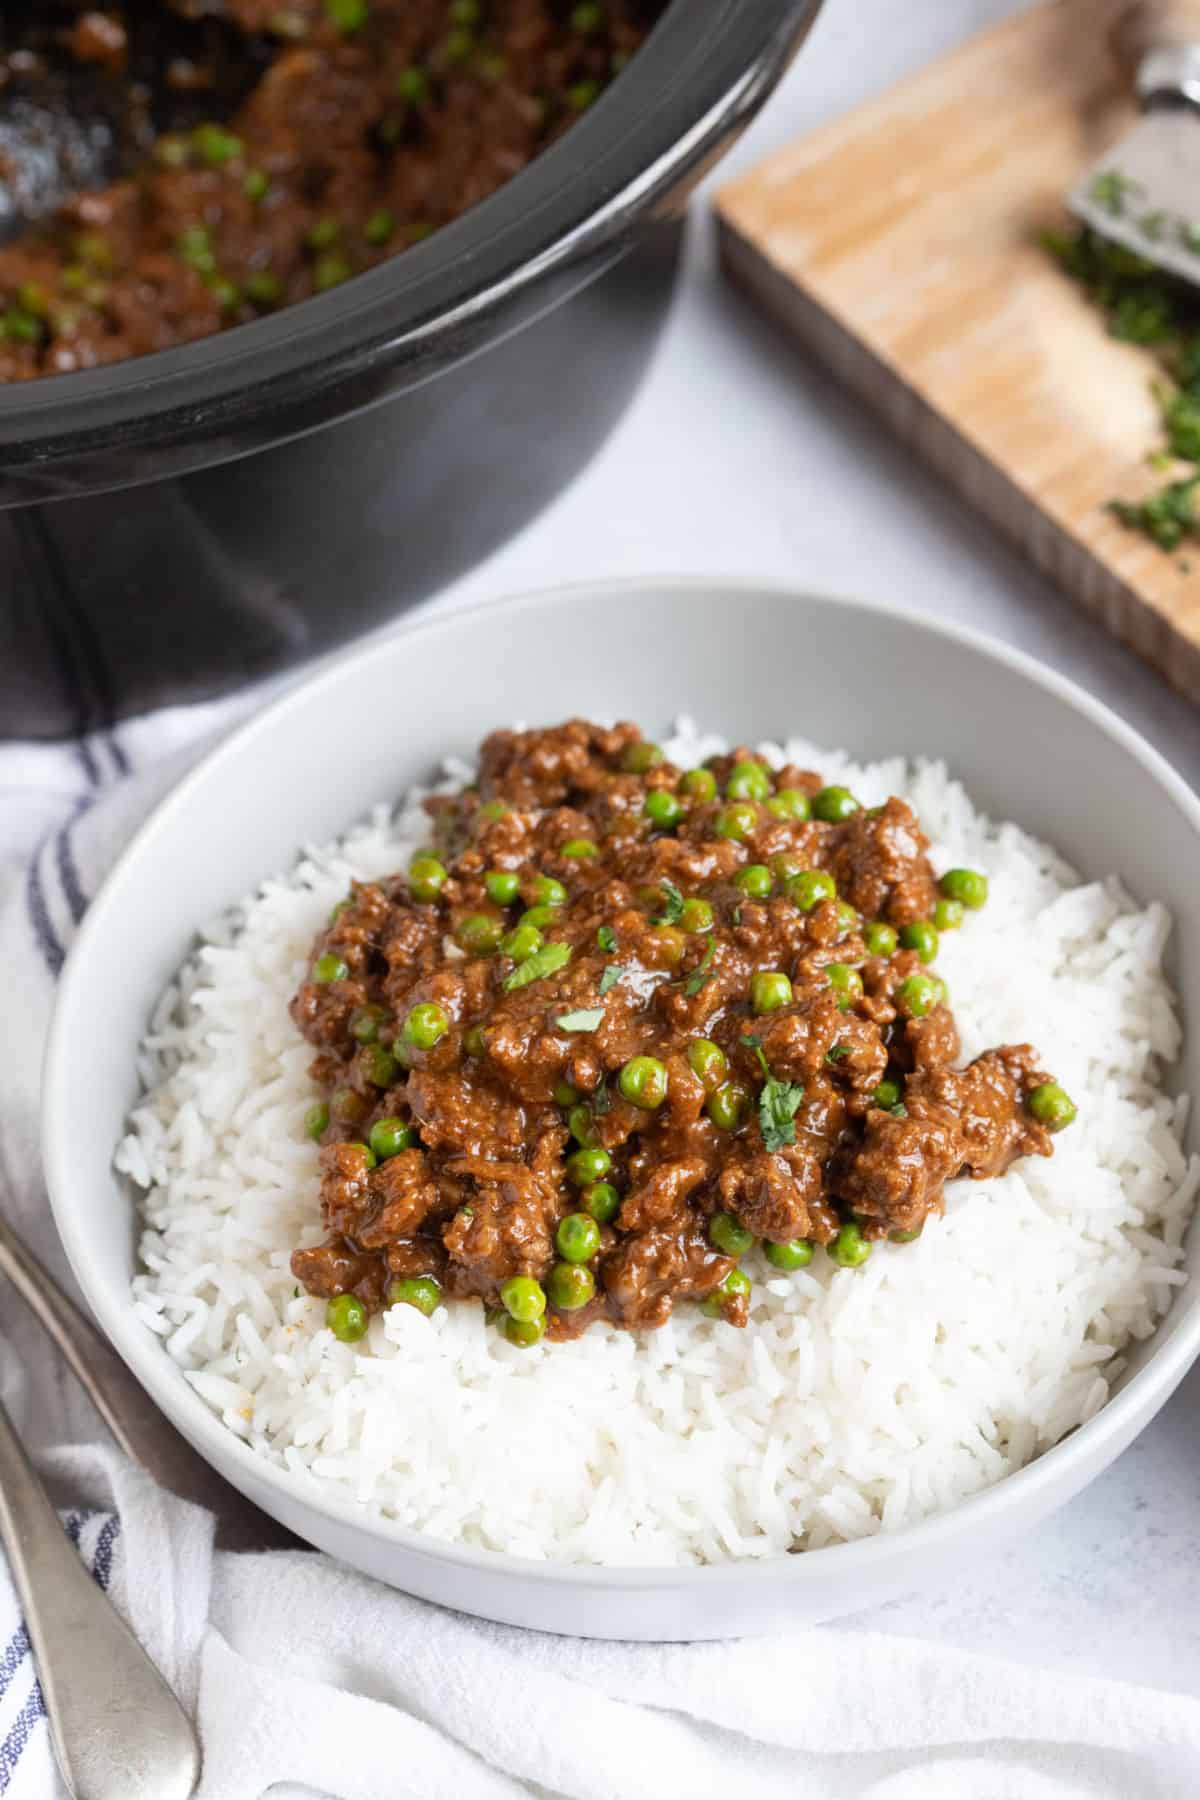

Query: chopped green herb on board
left=1043, top=224, right=1200, bottom=552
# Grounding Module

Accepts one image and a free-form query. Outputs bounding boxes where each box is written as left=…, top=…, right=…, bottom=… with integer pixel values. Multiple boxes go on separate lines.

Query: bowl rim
left=0, top=0, right=819, bottom=500
left=42, top=575, right=1200, bottom=1589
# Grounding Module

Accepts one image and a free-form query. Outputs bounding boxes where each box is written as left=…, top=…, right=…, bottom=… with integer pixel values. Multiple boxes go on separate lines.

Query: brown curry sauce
left=289, top=720, right=1068, bottom=1345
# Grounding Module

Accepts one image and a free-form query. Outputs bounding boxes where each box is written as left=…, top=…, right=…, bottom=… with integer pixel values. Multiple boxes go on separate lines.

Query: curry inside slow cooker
left=0, top=0, right=666, bottom=379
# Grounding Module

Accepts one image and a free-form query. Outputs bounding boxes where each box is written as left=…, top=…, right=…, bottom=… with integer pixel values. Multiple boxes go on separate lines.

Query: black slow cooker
left=0, top=0, right=821, bottom=739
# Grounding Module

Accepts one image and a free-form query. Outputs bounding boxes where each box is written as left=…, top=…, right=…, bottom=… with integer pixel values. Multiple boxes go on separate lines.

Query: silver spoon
left=0, top=1396, right=200, bottom=1800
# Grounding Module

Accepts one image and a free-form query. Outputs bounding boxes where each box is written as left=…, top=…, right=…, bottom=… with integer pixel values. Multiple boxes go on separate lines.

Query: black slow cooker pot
left=0, top=0, right=821, bottom=739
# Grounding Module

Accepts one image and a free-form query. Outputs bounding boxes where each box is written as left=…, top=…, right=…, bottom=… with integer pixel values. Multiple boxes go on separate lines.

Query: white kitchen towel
left=2, top=711, right=1200, bottom=1800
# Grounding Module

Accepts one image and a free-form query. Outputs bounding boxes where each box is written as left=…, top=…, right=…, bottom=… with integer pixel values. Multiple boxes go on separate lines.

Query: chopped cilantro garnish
left=555, top=1007, right=604, bottom=1032
left=597, top=924, right=617, bottom=952
left=598, top=965, right=624, bottom=996
left=592, top=1083, right=612, bottom=1115
left=759, top=1074, right=805, bottom=1152
left=653, top=880, right=684, bottom=925
left=684, top=938, right=716, bottom=996
left=1089, top=168, right=1141, bottom=217
left=1045, top=222, right=1200, bottom=548
left=503, top=941, right=571, bottom=991
left=825, top=1044, right=851, bottom=1063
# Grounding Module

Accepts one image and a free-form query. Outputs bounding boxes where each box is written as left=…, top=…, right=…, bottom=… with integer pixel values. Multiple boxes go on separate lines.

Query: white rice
left=121, top=724, right=1199, bottom=1566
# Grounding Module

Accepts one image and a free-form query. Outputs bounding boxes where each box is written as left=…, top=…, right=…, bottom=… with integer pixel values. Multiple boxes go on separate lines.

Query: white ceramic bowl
left=43, top=580, right=1200, bottom=1640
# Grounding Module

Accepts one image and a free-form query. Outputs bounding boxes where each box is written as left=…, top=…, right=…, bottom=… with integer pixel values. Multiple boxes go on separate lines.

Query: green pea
left=519, top=905, right=558, bottom=930
left=304, top=1101, right=329, bottom=1140
left=707, top=1080, right=749, bottom=1131
left=764, top=1239, right=813, bottom=1271
left=531, top=875, right=567, bottom=908
left=500, top=1276, right=546, bottom=1322
left=192, top=122, right=243, bottom=166
left=245, top=270, right=282, bottom=306
left=483, top=869, right=518, bottom=906
left=644, top=790, right=684, bottom=830
left=568, top=1103, right=598, bottom=1145
left=830, top=1221, right=871, bottom=1268
left=812, top=785, right=860, bottom=823
left=395, top=65, right=430, bottom=102
left=583, top=1181, right=620, bottom=1224
left=313, top=952, right=348, bottom=984
left=369, top=1116, right=414, bottom=1160
left=681, top=768, right=717, bottom=802
left=863, top=920, right=898, bottom=957
left=387, top=1275, right=441, bottom=1316
left=700, top=1266, right=752, bottom=1317
left=326, top=1293, right=368, bottom=1341
left=940, top=868, right=988, bottom=910
left=766, top=788, right=811, bottom=821
left=570, top=1, right=604, bottom=30
left=561, top=838, right=599, bottom=859
left=622, top=740, right=663, bottom=774
left=889, top=1227, right=923, bottom=1243
left=354, top=1142, right=378, bottom=1170
left=680, top=897, right=714, bottom=934
left=687, top=1038, right=727, bottom=1090
left=548, top=1261, right=595, bottom=1311
left=872, top=1078, right=902, bottom=1110
left=567, top=1144, right=612, bottom=1185
left=501, top=922, right=543, bottom=962
left=350, top=1004, right=386, bottom=1043
left=714, top=802, right=758, bottom=842
left=364, top=1045, right=398, bottom=1087
left=835, top=901, right=859, bottom=937
left=464, top=1025, right=486, bottom=1057
left=735, top=864, right=773, bottom=899
left=826, top=963, right=863, bottom=1009
left=708, top=1211, right=755, bottom=1256
left=751, top=971, right=792, bottom=1014
left=456, top=912, right=503, bottom=954
left=208, top=277, right=242, bottom=312
left=401, top=1003, right=449, bottom=1050
left=443, top=24, right=474, bottom=60
left=243, top=168, right=270, bottom=202
left=770, top=852, right=803, bottom=882
left=325, top=0, right=369, bottom=31
left=787, top=869, right=836, bottom=912
left=306, top=215, right=340, bottom=250
left=553, top=1079, right=580, bottom=1107
left=1028, top=1082, right=1077, bottom=1132
left=899, top=920, right=939, bottom=963
left=896, top=973, right=940, bottom=1019
left=359, top=209, right=393, bottom=247
left=178, top=228, right=213, bottom=273
left=505, top=1313, right=545, bottom=1346
left=314, top=251, right=352, bottom=291
left=618, top=1056, right=668, bottom=1110
left=726, top=761, right=771, bottom=802
left=556, top=1212, right=601, bottom=1262
left=933, top=897, right=965, bottom=932
left=566, top=77, right=602, bottom=110
left=408, top=854, right=448, bottom=902
left=478, top=800, right=507, bottom=822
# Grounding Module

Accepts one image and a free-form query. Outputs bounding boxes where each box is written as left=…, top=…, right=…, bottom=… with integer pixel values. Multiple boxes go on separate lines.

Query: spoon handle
left=0, top=1396, right=200, bottom=1800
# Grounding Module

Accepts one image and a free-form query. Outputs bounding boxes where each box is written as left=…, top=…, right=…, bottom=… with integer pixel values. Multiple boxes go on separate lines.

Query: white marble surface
left=402, top=0, right=1200, bottom=1696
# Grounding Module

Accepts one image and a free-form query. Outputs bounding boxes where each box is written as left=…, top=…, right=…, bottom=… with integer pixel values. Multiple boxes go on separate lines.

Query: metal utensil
left=0, top=1211, right=298, bottom=1552
left=1069, top=1, right=1200, bottom=282
left=0, top=1396, right=200, bottom=1800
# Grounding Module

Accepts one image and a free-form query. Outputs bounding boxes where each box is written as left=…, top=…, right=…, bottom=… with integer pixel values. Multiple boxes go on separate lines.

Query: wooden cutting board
left=715, top=0, right=1200, bottom=705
